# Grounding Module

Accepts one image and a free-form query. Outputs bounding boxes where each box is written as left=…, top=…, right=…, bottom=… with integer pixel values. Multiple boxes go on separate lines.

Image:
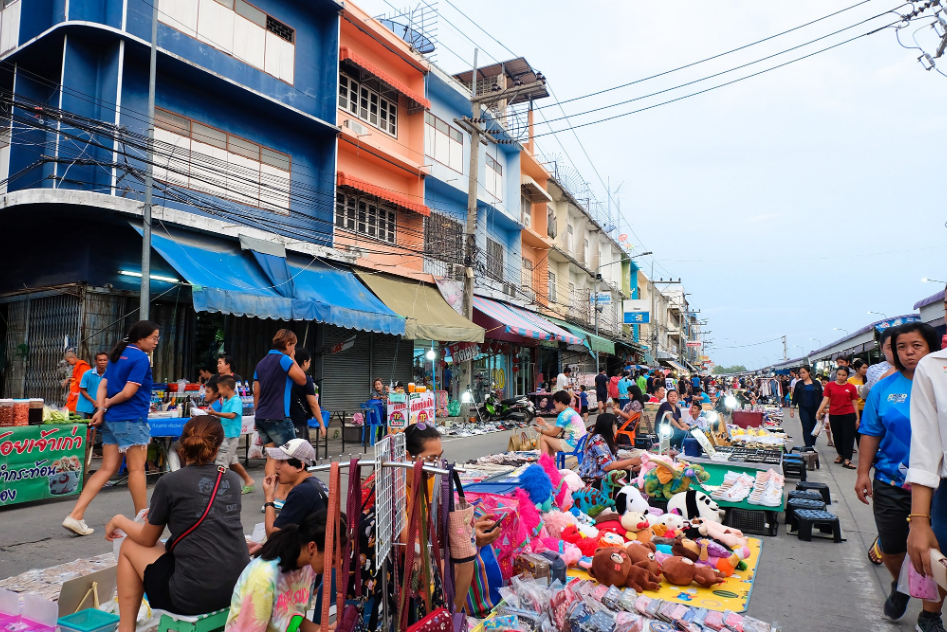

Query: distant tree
left=713, top=364, right=747, bottom=375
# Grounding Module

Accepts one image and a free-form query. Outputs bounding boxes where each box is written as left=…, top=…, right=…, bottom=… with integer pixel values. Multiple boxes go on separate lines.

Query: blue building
left=0, top=0, right=412, bottom=404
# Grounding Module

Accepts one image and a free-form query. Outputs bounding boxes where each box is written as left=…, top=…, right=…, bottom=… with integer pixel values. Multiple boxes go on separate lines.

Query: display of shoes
left=711, top=472, right=754, bottom=502
left=748, top=469, right=784, bottom=507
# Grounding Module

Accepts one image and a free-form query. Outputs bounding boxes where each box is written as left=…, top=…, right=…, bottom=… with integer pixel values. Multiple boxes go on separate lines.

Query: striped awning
left=473, top=297, right=582, bottom=344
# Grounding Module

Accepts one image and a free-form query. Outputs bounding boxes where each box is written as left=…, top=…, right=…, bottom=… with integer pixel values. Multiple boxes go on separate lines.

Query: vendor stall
left=0, top=423, right=88, bottom=507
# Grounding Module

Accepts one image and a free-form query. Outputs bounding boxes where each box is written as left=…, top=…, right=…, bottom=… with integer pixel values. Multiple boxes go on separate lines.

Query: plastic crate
left=58, top=610, right=120, bottom=632
left=726, top=507, right=777, bottom=537
left=464, top=482, right=521, bottom=495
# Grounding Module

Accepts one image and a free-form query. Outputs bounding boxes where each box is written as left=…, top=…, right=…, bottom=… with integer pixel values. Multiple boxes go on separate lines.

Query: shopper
left=556, top=366, right=572, bottom=393
left=816, top=365, right=859, bottom=468
left=617, top=371, right=632, bottom=410
left=657, top=389, right=689, bottom=449
left=856, top=322, right=942, bottom=625
left=370, top=377, right=389, bottom=401
left=608, top=369, right=621, bottom=401
left=578, top=385, right=590, bottom=424
left=226, top=511, right=343, bottom=632
left=63, top=320, right=159, bottom=536
left=790, top=366, right=824, bottom=448
left=206, top=377, right=255, bottom=494
left=263, top=439, right=327, bottom=537
left=578, top=413, right=642, bottom=486
left=648, top=385, right=667, bottom=404
left=636, top=370, right=648, bottom=396
left=849, top=358, right=869, bottom=453
left=106, top=416, right=249, bottom=631
left=866, top=326, right=900, bottom=392
left=62, top=348, right=91, bottom=413
left=595, top=367, right=609, bottom=414
left=537, top=390, right=587, bottom=457
left=76, top=352, right=108, bottom=420
left=289, top=348, right=325, bottom=442
left=830, top=356, right=851, bottom=382
left=254, top=329, right=308, bottom=479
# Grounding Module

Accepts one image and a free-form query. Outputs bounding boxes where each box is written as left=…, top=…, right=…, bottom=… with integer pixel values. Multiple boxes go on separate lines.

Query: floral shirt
left=225, top=558, right=316, bottom=632
left=578, top=434, right=615, bottom=482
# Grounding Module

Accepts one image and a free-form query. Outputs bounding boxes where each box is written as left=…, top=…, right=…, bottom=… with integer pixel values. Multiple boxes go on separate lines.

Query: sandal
left=834, top=456, right=843, bottom=464
left=241, top=485, right=255, bottom=495
left=842, top=461, right=857, bottom=470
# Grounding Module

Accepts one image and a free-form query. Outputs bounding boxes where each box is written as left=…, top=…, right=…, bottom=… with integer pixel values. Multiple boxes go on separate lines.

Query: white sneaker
left=62, top=516, right=94, bottom=536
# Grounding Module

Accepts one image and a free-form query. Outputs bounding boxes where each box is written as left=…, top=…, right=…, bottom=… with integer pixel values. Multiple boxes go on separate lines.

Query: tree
left=713, top=364, right=747, bottom=375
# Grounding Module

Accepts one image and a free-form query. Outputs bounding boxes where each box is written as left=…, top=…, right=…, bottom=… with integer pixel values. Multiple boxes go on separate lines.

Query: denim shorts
left=100, top=419, right=151, bottom=452
left=255, top=417, right=296, bottom=447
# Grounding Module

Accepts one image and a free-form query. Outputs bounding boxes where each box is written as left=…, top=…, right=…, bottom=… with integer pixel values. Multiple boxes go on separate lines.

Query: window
left=424, top=113, right=463, bottom=172
left=339, top=73, right=398, bottom=137
left=158, top=0, right=295, bottom=84
left=520, top=193, right=531, bottom=227
left=424, top=212, right=464, bottom=264
left=548, top=271, right=556, bottom=304
left=484, top=154, right=503, bottom=201
left=153, top=107, right=291, bottom=213
left=486, top=238, right=503, bottom=282
left=569, top=282, right=576, bottom=310
left=566, top=224, right=574, bottom=252
left=546, top=206, right=557, bottom=238
left=583, top=238, right=590, bottom=267
left=521, top=258, right=533, bottom=292
left=335, top=193, right=396, bottom=243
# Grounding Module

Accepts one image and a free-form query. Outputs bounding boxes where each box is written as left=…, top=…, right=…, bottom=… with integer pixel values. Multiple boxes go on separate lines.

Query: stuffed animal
left=661, top=556, right=726, bottom=588
left=667, top=489, right=725, bottom=522
left=572, top=485, right=615, bottom=517
left=570, top=506, right=596, bottom=525
left=588, top=547, right=661, bottom=592
left=695, top=538, right=750, bottom=576
left=615, top=485, right=650, bottom=515
left=560, top=469, right=585, bottom=494
left=539, top=454, right=571, bottom=510
left=642, top=460, right=711, bottom=501
left=535, top=537, right=583, bottom=567
left=599, top=532, right=626, bottom=548
left=541, top=510, right=578, bottom=538
left=561, top=524, right=599, bottom=557
left=671, top=537, right=700, bottom=562
left=624, top=540, right=661, bottom=575
left=602, top=469, right=629, bottom=500
left=513, top=489, right=544, bottom=540
left=519, top=464, right=554, bottom=512
left=696, top=518, right=748, bottom=549
left=620, top=511, right=656, bottom=544
left=655, top=513, right=685, bottom=539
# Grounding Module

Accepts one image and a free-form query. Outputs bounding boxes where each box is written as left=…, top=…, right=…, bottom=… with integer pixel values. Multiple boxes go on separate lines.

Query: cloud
left=744, top=212, right=783, bottom=224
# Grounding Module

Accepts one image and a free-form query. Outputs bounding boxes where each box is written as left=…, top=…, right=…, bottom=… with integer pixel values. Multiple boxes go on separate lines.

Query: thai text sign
left=0, top=424, right=87, bottom=506
left=387, top=393, right=408, bottom=430
left=449, top=342, right=480, bottom=364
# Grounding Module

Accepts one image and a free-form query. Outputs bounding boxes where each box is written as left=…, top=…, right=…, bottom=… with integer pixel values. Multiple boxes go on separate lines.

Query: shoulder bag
left=321, top=463, right=345, bottom=632
left=336, top=459, right=368, bottom=632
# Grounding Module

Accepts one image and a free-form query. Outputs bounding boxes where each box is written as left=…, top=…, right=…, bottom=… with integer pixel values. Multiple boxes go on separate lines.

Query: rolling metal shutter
left=320, top=325, right=372, bottom=414
left=371, top=333, right=413, bottom=389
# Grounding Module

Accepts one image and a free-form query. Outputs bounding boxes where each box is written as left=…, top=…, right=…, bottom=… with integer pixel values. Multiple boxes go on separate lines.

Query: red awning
left=340, top=47, right=431, bottom=110
left=337, top=171, right=430, bottom=217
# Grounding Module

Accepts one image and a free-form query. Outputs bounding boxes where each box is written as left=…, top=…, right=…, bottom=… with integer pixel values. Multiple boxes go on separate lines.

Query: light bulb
left=706, top=411, right=718, bottom=423
left=461, top=390, right=472, bottom=403
left=426, top=349, right=436, bottom=360
left=725, top=395, right=737, bottom=410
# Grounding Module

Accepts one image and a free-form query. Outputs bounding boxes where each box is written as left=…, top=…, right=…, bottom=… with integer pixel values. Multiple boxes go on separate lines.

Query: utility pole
left=782, top=335, right=787, bottom=361
left=460, top=51, right=546, bottom=398
left=140, top=0, right=159, bottom=320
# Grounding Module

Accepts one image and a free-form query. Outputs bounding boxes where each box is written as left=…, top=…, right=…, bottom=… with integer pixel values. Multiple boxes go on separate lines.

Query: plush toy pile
left=466, top=453, right=755, bottom=597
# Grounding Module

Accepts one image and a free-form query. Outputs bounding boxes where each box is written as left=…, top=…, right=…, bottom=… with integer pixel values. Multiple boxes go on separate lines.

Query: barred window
left=424, top=212, right=464, bottom=264
left=486, top=238, right=503, bottom=282
left=335, top=193, right=396, bottom=243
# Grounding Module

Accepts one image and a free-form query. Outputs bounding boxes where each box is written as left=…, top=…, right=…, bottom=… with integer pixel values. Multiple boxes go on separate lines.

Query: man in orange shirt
left=62, top=349, right=90, bottom=412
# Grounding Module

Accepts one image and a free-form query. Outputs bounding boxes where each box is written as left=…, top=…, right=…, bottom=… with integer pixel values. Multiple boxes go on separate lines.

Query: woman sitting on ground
left=106, top=416, right=249, bottom=632
left=226, top=511, right=345, bottom=632
left=578, top=413, right=642, bottom=487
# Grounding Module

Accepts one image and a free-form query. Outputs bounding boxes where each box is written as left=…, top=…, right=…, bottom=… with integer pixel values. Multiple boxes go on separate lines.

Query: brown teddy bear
left=661, top=555, right=725, bottom=588
left=624, top=541, right=661, bottom=576
left=589, top=547, right=661, bottom=592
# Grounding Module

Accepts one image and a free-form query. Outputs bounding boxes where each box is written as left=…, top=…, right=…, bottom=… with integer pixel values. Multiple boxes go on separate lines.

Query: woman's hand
left=91, top=408, right=105, bottom=428
left=854, top=472, right=872, bottom=505
left=789, top=408, right=794, bottom=418
left=104, top=515, right=124, bottom=542
left=908, top=520, right=941, bottom=576
left=247, top=541, right=263, bottom=555
left=475, top=517, right=501, bottom=548
left=319, top=426, right=327, bottom=439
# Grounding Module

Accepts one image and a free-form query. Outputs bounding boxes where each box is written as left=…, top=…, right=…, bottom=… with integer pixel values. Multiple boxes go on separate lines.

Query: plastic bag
left=248, top=430, right=264, bottom=459
left=898, top=554, right=940, bottom=600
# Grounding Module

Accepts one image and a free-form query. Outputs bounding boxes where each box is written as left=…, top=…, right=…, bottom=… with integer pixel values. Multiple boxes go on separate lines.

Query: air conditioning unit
left=523, top=213, right=531, bottom=228
left=503, top=282, right=517, bottom=298
left=343, top=119, right=368, bottom=136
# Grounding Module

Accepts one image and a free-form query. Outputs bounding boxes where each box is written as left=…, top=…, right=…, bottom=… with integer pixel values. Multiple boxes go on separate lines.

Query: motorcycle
left=476, top=392, right=536, bottom=424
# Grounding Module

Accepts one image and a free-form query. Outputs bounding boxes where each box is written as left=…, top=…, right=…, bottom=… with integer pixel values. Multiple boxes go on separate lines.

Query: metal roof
left=453, top=57, right=550, bottom=104
left=915, top=289, right=945, bottom=310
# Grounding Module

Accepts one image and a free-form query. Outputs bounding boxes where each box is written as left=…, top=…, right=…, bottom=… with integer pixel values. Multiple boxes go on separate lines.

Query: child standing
left=207, top=376, right=256, bottom=494
left=579, top=385, right=590, bottom=424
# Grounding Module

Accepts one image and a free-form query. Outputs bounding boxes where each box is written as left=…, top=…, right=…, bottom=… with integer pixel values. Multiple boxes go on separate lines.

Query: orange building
left=335, top=3, right=431, bottom=278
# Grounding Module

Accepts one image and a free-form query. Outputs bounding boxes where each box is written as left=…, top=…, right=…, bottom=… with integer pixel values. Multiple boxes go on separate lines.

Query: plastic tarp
left=142, top=226, right=293, bottom=320
left=250, top=250, right=295, bottom=298
left=288, top=258, right=405, bottom=335
left=547, top=317, right=615, bottom=355
left=356, top=271, right=483, bottom=342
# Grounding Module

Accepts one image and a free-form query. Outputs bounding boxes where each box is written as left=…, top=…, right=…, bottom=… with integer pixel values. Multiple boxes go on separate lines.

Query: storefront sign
left=590, top=292, right=611, bottom=305
left=410, top=392, right=436, bottom=426
left=434, top=276, right=465, bottom=314
left=699, top=355, right=710, bottom=361
left=329, top=335, right=356, bottom=354
left=874, top=315, right=919, bottom=332
left=0, top=424, right=87, bottom=506
left=623, top=311, right=650, bottom=324
left=686, top=341, right=702, bottom=347
left=387, top=393, right=408, bottom=430
left=449, top=342, right=480, bottom=363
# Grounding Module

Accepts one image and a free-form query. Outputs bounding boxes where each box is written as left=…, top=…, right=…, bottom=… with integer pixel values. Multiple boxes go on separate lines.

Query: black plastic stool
left=796, top=481, right=831, bottom=505
left=786, top=498, right=826, bottom=531
left=783, top=458, right=807, bottom=481
left=795, top=509, right=842, bottom=542
left=787, top=490, right=822, bottom=503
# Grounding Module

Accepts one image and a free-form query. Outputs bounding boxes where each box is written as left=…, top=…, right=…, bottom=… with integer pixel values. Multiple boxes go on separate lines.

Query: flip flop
left=842, top=461, right=857, bottom=470
left=834, top=457, right=843, bottom=464
left=242, top=485, right=255, bottom=495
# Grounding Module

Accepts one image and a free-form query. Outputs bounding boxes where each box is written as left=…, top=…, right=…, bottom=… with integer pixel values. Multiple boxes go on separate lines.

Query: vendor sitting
left=682, top=401, right=709, bottom=430
left=648, top=385, right=667, bottom=404
left=536, top=390, right=587, bottom=457
left=578, top=413, right=642, bottom=487
left=656, top=389, right=690, bottom=449
left=226, top=511, right=344, bottom=632
left=105, top=416, right=250, bottom=632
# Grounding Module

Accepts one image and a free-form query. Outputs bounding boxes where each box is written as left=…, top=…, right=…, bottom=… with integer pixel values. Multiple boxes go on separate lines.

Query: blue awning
left=144, top=226, right=293, bottom=320
left=287, top=257, right=405, bottom=335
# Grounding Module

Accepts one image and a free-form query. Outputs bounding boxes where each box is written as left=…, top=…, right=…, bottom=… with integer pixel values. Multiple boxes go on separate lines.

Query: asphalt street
left=0, top=414, right=923, bottom=630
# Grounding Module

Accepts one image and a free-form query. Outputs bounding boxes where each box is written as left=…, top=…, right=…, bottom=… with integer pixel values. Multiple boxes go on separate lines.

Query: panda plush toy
left=667, top=489, right=725, bottom=522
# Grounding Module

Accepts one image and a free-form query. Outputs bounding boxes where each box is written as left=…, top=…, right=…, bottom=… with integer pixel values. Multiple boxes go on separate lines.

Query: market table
left=689, top=460, right=785, bottom=537
left=148, top=416, right=256, bottom=472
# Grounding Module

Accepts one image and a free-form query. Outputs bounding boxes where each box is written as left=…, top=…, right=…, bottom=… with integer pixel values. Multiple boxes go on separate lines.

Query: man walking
left=595, top=367, right=609, bottom=413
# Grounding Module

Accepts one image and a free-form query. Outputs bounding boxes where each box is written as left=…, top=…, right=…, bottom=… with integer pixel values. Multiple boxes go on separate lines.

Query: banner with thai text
left=0, top=424, right=87, bottom=506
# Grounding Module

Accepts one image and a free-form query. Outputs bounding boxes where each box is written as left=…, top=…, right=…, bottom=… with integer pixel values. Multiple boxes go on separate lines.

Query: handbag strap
left=441, top=465, right=456, bottom=615
left=321, top=463, right=341, bottom=632
left=398, top=460, right=425, bottom=632
left=342, top=458, right=363, bottom=598
left=169, top=466, right=225, bottom=552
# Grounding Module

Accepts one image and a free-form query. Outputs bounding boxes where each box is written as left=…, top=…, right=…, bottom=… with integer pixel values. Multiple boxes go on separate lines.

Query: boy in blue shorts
left=207, top=376, right=255, bottom=494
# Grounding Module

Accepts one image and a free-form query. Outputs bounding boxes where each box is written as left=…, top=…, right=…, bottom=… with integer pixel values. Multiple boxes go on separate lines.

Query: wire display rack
left=374, top=433, right=406, bottom=563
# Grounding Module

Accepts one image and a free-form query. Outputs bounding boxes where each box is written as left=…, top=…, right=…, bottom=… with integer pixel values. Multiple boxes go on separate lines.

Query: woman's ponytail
left=109, top=320, right=159, bottom=363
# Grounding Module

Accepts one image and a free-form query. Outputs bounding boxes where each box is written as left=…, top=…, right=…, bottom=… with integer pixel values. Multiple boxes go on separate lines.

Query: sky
left=358, top=0, right=947, bottom=368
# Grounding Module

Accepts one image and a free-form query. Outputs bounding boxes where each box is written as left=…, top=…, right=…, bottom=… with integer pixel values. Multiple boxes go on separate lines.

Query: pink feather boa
left=539, top=453, right=570, bottom=509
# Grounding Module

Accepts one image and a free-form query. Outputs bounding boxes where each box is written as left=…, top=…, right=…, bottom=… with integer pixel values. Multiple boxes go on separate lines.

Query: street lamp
left=868, top=311, right=888, bottom=319
left=810, top=338, right=822, bottom=348
left=426, top=344, right=437, bottom=416
left=922, top=278, right=947, bottom=284
left=833, top=327, right=848, bottom=336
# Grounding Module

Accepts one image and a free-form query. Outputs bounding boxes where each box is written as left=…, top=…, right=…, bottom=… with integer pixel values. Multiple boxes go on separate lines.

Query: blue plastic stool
left=556, top=434, right=588, bottom=469
left=309, top=410, right=331, bottom=459
left=360, top=401, right=386, bottom=447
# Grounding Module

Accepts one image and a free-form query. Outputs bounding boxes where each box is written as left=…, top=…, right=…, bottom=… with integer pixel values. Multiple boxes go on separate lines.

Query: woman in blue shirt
left=63, top=320, right=159, bottom=537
